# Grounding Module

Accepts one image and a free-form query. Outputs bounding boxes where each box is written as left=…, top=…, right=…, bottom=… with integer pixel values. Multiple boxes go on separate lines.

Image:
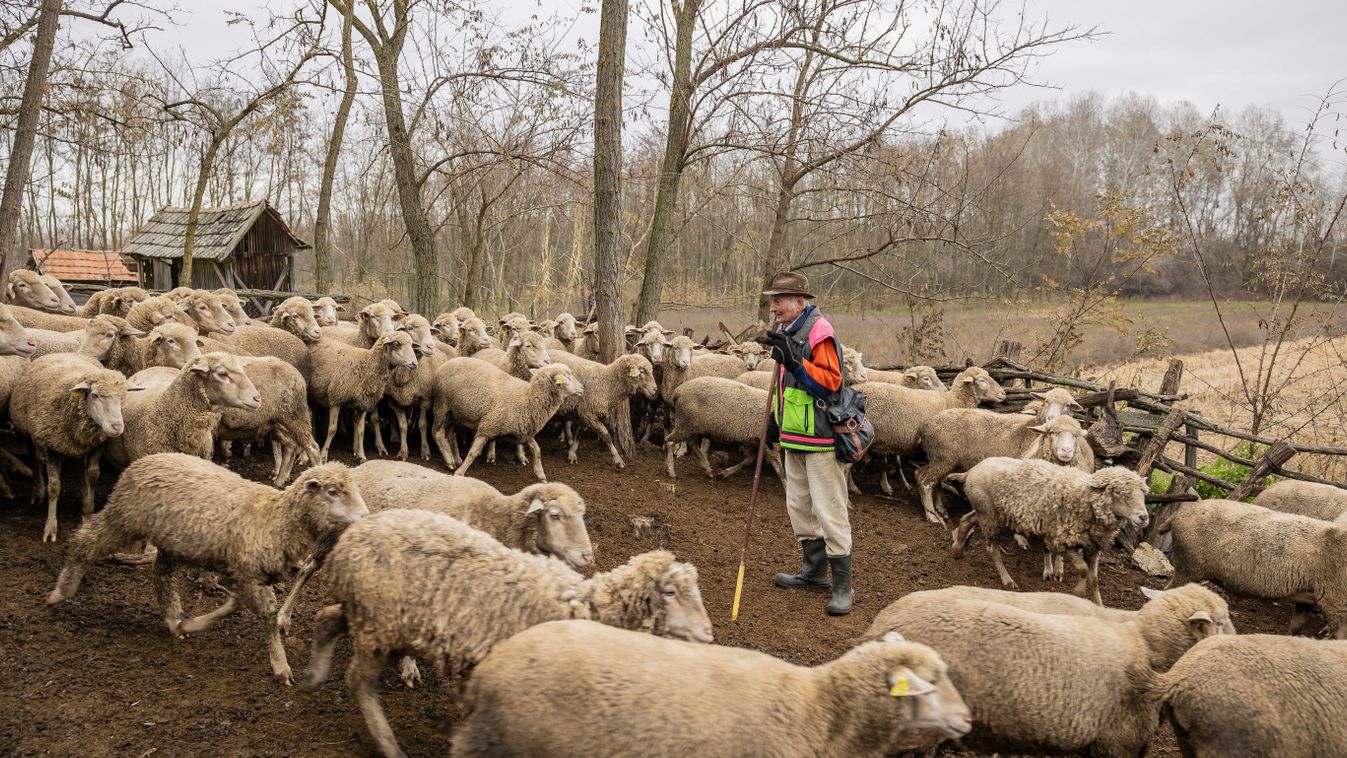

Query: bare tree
left=594, top=0, right=635, bottom=458
left=312, top=1, right=358, bottom=294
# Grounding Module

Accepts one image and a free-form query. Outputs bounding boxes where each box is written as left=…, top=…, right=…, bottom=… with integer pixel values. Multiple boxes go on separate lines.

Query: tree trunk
left=0, top=0, right=62, bottom=281
left=756, top=183, right=795, bottom=321
left=593, top=0, right=634, bottom=458
left=632, top=0, right=700, bottom=325
left=182, top=139, right=222, bottom=286
left=373, top=47, right=438, bottom=315
left=313, top=6, right=357, bottom=294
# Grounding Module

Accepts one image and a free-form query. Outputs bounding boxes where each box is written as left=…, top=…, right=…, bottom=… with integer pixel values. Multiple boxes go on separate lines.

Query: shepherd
left=756, top=271, right=853, bottom=615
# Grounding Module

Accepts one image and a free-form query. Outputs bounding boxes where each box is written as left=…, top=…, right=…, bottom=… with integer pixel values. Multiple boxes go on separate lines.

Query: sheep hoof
left=276, top=614, right=292, bottom=637
left=399, top=658, right=421, bottom=689
left=397, top=451, right=408, bottom=462
left=42, top=520, right=58, bottom=543
left=275, top=667, right=295, bottom=687
left=168, top=621, right=187, bottom=639
left=567, top=453, right=578, bottom=464
left=613, top=460, right=625, bottom=470
left=1014, top=535, right=1030, bottom=550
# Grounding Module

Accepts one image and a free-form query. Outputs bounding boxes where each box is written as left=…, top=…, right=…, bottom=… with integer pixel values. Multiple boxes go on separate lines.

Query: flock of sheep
left=3, top=266, right=1347, bottom=756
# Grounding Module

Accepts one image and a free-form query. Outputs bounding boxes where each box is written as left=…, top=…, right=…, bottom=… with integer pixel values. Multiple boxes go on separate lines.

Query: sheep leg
left=987, top=537, right=1019, bottom=590
left=718, top=449, right=755, bottom=479
left=527, top=438, right=546, bottom=482
left=352, top=410, right=369, bottom=463
left=393, top=406, right=411, bottom=462
left=370, top=407, right=389, bottom=456
left=767, top=445, right=786, bottom=482
left=664, top=438, right=679, bottom=479
left=455, top=435, right=489, bottom=478
left=300, top=604, right=346, bottom=692
left=178, top=595, right=240, bottom=635
left=486, top=440, right=497, bottom=464
left=270, top=438, right=283, bottom=481
left=950, top=511, right=977, bottom=557
left=515, top=443, right=528, bottom=466
left=42, top=454, right=61, bottom=543
left=915, top=464, right=947, bottom=525
left=81, top=446, right=99, bottom=519
left=347, top=648, right=406, bottom=758
left=219, top=439, right=233, bottom=464
left=1054, top=553, right=1065, bottom=582
left=238, top=583, right=292, bottom=685
left=879, top=465, right=894, bottom=497
left=275, top=555, right=319, bottom=636
left=151, top=555, right=185, bottom=637
left=582, top=412, right=625, bottom=469
left=398, top=656, right=422, bottom=689
left=692, top=437, right=715, bottom=478
left=1068, top=550, right=1093, bottom=599
left=418, top=400, right=433, bottom=461
left=1289, top=603, right=1315, bottom=636
left=0, top=472, right=12, bottom=499
left=0, top=447, right=32, bottom=477
left=566, top=423, right=581, bottom=463
left=320, top=405, right=341, bottom=464
left=845, top=464, right=860, bottom=495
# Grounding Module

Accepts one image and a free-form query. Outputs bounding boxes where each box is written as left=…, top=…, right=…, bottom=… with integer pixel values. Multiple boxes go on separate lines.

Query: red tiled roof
left=28, top=248, right=138, bottom=284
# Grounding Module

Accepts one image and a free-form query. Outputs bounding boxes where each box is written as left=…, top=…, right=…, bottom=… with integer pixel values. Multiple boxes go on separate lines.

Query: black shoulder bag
left=823, top=337, right=874, bottom=463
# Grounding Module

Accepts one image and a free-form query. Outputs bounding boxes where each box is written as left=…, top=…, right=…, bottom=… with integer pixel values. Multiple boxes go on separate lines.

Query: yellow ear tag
left=554, top=375, right=565, bottom=385
left=889, top=677, right=909, bottom=697
left=628, top=367, right=639, bottom=377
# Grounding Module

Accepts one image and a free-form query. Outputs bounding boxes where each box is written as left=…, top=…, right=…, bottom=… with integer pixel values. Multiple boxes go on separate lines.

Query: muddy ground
left=0, top=435, right=1291, bottom=757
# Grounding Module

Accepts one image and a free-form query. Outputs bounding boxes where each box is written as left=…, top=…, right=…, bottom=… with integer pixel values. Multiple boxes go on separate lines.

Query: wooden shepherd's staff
left=730, top=328, right=779, bottom=621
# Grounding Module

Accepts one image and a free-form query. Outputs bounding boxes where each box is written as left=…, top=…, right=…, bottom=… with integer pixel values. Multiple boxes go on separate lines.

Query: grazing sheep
left=100, top=322, right=204, bottom=376
left=40, top=274, right=77, bottom=314
left=46, top=453, right=368, bottom=684
left=548, top=352, right=656, bottom=468
left=213, top=288, right=253, bottom=327
left=430, top=360, right=582, bottom=481
left=309, top=331, right=419, bottom=462
left=1162, top=498, right=1347, bottom=638
left=9, top=355, right=132, bottom=541
left=1156, top=634, right=1347, bottom=757
left=474, top=331, right=551, bottom=380
left=1253, top=479, right=1347, bottom=522
left=223, top=296, right=322, bottom=380
left=104, top=353, right=263, bottom=467
left=300, top=508, right=712, bottom=758
left=6, top=269, right=62, bottom=311
left=312, top=296, right=344, bottom=326
left=855, top=366, right=1007, bottom=505
left=456, top=316, right=494, bottom=356
left=125, top=295, right=193, bottom=332
left=452, top=620, right=972, bottom=758
left=861, top=583, right=1234, bottom=757
left=664, top=376, right=783, bottom=482
left=915, top=387, right=1084, bottom=522
left=217, top=356, right=322, bottom=487
left=950, top=459, right=1149, bottom=604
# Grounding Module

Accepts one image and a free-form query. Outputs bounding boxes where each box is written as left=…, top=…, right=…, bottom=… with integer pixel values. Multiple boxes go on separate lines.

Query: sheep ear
left=881, top=630, right=905, bottom=642
left=1028, top=424, right=1050, bottom=434
left=4, top=282, right=13, bottom=299
left=195, top=339, right=206, bottom=348
left=1086, top=477, right=1106, bottom=490
left=887, top=668, right=935, bottom=698
left=624, top=326, right=638, bottom=335
left=902, top=369, right=920, bottom=378
left=392, top=313, right=405, bottom=322
left=1076, top=429, right=1089, bottom=439
left=187, top=358, right=209, bottom=375
left=1030, top=391, right=1047, bottom=401
left=528, top=368, right=540, bottom=378
left=1070, top=400, right=1085, bottom=411
left=1187, top=610, right=1216, bottom=637
left=507, top=338, right=522, bottom=349
left=429, top=326, right=442, bottom=336
left=1139, top=586, right=1164, bottom=600
left=525, top=497, right=546, bottom=516
left=304, top=478, right=322, bottom=493
left=662, top=329, right=674, bottom=336
left=151, top=333, right=166, bottom=345
left=336, top=304, right=346, bottom=312
left=68, top=381, right=90, bottom=395
left=62, top=283, right=73, bottom=291
left=121, top=325, right=146, bottom=338
left=358, top=311, right=368, bottom=324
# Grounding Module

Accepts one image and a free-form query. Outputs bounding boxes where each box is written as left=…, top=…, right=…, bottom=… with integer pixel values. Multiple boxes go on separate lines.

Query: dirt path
left=0, top=439, right=1290, bottom=756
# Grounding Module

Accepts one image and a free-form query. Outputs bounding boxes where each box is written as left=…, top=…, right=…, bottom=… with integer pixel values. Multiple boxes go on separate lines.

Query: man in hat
left=756, top=271, right=853, bottom=615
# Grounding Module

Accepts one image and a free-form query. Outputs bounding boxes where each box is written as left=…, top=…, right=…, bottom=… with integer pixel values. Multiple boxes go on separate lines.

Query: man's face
left=769, top=294, right=805, bottom=325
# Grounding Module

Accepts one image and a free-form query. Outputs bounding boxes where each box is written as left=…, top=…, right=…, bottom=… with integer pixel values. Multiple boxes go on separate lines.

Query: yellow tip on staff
left=730, top=333, right=779, bottom=622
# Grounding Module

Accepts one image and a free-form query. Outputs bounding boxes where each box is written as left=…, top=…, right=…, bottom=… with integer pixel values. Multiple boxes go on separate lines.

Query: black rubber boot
left=775, top=538, right=830, bottom=591
left=826, top=554, right=854, bottom=616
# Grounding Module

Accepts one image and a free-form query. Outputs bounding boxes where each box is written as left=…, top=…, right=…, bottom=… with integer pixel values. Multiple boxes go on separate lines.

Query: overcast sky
left=144, top=0, right=1346, bottom=130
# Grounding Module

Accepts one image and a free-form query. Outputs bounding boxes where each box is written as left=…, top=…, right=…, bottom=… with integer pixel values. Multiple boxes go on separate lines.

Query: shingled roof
left=120, top=199, right=310, bottom=261
left=29, top=248, right=138, bottom=284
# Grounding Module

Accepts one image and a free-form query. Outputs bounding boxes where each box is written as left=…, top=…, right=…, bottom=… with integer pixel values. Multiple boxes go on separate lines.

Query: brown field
left=659, top=298, right=1344, bottom=370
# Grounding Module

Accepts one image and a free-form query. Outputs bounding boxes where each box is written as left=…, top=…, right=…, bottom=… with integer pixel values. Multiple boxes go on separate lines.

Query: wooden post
left=1184, top=422, right=1198, bottom=471
left=1137, top=410, right=1185, bottom=478
left=992, top=340, right=1024, bottom=388
left=1159, top=358, right=1184, bottom=396
left=1226, top=440, right=1296, bottom=501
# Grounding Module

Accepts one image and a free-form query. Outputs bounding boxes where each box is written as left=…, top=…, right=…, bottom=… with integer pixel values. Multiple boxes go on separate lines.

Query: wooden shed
left=120, top=199, right=310, bottom=311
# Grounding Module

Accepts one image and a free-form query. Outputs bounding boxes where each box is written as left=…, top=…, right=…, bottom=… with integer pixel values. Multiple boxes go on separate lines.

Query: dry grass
left=1088, top=334, right=1347, bottom=481
left=658, top=299, right=1339, bottom=370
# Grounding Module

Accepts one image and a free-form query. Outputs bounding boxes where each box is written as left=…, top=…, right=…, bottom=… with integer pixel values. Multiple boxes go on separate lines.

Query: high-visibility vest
left=773, top=307, right=838, bottom=453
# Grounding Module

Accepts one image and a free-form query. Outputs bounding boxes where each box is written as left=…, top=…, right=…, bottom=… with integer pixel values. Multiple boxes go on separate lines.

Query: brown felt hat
left=761, top=271, right=814, bottom=299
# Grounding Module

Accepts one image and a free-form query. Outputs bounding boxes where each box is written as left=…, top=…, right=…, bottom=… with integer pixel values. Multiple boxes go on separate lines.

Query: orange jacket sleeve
left=799, top=338, right=842, bottom=394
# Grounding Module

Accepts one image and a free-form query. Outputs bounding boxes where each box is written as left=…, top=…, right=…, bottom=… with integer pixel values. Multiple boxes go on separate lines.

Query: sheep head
left=189, top=352, right=262, bottom=411
left=0, top=303, right=36, bottom=357
left=7, top=269, right=61, bottom=311
left=521, top=481, right=593, bottom=570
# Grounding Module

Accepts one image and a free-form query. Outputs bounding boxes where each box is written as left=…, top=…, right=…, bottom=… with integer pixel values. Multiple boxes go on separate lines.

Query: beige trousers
left=784, top=450, right=852, bottom=556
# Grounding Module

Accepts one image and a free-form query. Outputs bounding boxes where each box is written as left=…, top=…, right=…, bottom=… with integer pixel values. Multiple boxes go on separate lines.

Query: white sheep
left=860, top=583, right=1234, bottom=757
left=40, top=273, right=78, bottom=314
left=223, top=297, right=323, bottom=380
left=663, top=376, right=784, bottom=482
left=299, top=508, right=713, bottom=758
left=451, top=620, right=972, bottom=758
left=213, top=288, right=253, bottom=327
left=1252, top=479, right=1347, bottom=521
left=9, top=354, right=133, bottom=541
left=950, top=459, right=1149, bottom=605
left=548, top=351, right=656, bottom=468
left=308, top=331, right=419, bottom=462
left=311, top=296, right=344, bottom=326
left=6, top=269, right=62, bottom=311
left=216, top=356, right=321, bottom=487
left=430, top=360, right=582, bottom=481
left=46, top=453, right=368, bottom=685
left=1161, top=498, right=1347, bottom=638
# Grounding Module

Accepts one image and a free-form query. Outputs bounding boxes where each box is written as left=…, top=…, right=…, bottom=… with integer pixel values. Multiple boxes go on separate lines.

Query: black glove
left=757, top=331, right=801, bottom=371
